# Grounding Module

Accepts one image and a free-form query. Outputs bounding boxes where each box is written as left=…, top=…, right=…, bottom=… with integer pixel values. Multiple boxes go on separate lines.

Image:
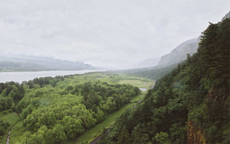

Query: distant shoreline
left=0, top=70, right=107, bottom=83
left=0, top=69, right=104, bottom=73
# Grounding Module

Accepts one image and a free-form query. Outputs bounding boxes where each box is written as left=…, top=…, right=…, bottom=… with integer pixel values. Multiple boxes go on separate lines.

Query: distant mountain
left=157, top=38, right=199, bottom=67
left=132, top=57, right=160, bottom=69
left=0, top=54, right=96, bottom=72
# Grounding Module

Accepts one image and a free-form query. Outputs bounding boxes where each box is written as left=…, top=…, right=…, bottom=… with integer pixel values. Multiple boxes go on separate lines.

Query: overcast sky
left=0, top=0, right=229, bottom=69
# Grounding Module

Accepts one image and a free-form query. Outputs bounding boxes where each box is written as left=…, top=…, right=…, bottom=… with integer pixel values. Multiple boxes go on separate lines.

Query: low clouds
left=0, top=0, right=229, bottom=68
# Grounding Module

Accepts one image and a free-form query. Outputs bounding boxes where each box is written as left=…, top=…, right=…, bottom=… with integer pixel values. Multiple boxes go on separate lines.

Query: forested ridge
left=0, top=74, right=142, bottom=143
left=98, top=18, right=230, bottom=143
left=0, top=55, right=95, bottom=72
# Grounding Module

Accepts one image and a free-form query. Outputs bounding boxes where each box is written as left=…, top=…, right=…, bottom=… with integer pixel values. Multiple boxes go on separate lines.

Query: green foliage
left=0, top=120, right=9, bottom=136
left=52, top=124, right=67, bottom=143
left=99, top=18, right=230, bottom=143
left=0, top=82, right=25, bottom=111
left=154, top=132, right=170, bottom=144
left=123, top=64, right=177, bottom=80
left=1, top=73, right=140, bottom=143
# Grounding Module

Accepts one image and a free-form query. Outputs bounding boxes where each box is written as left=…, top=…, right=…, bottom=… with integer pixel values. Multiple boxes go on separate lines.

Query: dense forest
left=0, top=74, right=141, bottom=143
left=98, top=18, right=230, bottom=143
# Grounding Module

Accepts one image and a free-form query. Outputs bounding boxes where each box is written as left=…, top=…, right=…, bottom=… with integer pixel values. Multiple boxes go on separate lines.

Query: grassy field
left=58, top=72, right=154, bottom=89
left=0, top=110, right=19, bottom=143
left=118, top=79, right=152, bottom=89
left=67, top=92, right=146, bottom=144
left=9, top=121, right=29, bottom=144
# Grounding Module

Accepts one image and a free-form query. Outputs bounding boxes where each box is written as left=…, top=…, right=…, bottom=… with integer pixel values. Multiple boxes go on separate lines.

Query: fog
left=0, top=0, right=229, bottom=69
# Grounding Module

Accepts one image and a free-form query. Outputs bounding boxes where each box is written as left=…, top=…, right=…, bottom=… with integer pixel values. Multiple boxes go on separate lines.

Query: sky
left=0, top=0, right=229, bottom=69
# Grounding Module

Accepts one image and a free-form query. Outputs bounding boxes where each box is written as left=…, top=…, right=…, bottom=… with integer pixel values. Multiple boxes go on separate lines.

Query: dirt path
left=6, top=112, right=20, bottom=144
left=6, top=126, right=14, bottom=144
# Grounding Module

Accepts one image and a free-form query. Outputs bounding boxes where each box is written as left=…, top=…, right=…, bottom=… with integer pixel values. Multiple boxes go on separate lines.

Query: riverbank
left=0, top=70, right=105, bottom=83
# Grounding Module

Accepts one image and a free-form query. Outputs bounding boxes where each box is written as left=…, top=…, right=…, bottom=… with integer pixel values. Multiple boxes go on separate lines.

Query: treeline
left=0, top=61, right=52, bottom=72
left=130, top=64, right=177, bottom=80
left=0, top=75, right=74, bottom=111
left=0, top=82, right=25, bottom=111
left=14, top=79, right=140, bottom=143
left=99, top=18, right=230, bottom=143
left=117, top=64, right=177, bottom=80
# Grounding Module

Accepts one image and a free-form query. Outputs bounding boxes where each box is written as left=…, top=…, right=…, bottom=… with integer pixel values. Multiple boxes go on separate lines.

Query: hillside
left=98, top=17, right=230, bottom=143
left=156, top=10, right=229, bottom=68
left=157, top=38, right=199, bottom=67
left=0, top=55, right=95, bottom=72
left=130, top=64, right=177, bottom=80
left=131, top=57, right=160, bottom=69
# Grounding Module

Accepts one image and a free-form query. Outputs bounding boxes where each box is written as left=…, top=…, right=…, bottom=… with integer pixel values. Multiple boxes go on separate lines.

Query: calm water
left=0, top=70, right=105, bottom=83
left=139, top=88, right=147, bottom=91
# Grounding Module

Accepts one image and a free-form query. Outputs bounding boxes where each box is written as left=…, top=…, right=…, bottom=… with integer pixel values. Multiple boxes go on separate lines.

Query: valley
left=0, top=72, right=154, bottom=144
left=0, top=1, right=229, bottom=143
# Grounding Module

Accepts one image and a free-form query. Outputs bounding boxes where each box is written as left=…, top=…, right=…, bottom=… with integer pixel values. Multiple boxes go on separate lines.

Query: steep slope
left=99, top=18, right=230, bottom=144
left=158, top=38, right=199, bottom=67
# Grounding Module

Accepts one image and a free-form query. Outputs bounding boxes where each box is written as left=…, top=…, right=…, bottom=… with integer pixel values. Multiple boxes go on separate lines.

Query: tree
left=62, top=116, right=84, bottom=139
left=117, top=125, right=130, bottom=144
left=52, top=124, right=67, bottom=144
left=154, top=132, right=170, bottom=144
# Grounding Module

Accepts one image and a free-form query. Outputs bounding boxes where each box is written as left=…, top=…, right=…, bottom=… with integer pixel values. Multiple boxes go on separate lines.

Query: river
left=0, top=70, right=105, bottom=83
left=139, top=88, right=147, bottom=91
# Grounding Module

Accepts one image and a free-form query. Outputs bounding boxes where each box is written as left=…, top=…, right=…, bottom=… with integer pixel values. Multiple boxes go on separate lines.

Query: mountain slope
left=0, top=55, right=95, bottom=71
left=158, top=38, right=199, bottom=67
left=132, top=57, right=160, bottom=69
left=222, top=11, right=230, bottom=21
left=99, top=17, right=230, bottom=144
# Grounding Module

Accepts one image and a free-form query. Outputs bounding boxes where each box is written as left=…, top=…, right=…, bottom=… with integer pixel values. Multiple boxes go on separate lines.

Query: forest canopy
left=0, top=73, right=142, bottom=144
left=98, top=18, right=230, bottom=144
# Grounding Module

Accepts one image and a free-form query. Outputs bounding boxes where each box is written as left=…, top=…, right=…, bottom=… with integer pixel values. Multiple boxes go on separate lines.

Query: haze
left=0, top=0, right=229, bottom=69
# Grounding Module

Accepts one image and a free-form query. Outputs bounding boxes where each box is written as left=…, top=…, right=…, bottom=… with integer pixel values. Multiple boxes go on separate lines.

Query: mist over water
left=0, top=70, right=105, bottom=83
